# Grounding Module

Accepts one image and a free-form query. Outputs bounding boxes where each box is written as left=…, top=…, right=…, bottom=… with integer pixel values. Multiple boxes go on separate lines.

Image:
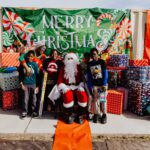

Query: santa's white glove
left=79, top=82, right=85, bottom=88
left=58, top=83, right=68, bottom=93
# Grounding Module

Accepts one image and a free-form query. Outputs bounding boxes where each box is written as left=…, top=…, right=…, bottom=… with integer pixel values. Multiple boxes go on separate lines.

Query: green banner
left=2, top=7, right=132, bottom=58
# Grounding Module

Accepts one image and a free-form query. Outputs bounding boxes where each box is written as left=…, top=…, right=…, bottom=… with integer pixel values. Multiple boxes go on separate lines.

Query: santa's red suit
left=57, top=53, right=88, bottom=109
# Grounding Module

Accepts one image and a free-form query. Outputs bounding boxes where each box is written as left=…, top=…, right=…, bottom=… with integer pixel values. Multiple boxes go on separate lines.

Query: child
left=80, top=52, right=93, bottom=120
left=19, top=50, right=39, bottom=118
left=87, top=48, right=108, bottom=124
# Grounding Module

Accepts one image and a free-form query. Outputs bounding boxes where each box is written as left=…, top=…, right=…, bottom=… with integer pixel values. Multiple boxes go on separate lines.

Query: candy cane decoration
left=3, top=10, right=35, bottom=46
left=2, top=31, right=14, bottom=46
left=3, top=11, right=23, bottom=35
left=20, top=22, right=34, bottom=46
left=96, top=13, right=113, bottom=27
left=116, top=18, right=131, bottom=39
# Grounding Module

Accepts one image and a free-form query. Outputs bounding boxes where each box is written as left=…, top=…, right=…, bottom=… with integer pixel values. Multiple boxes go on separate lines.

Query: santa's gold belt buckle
left=47, top=80, right=55, bottom=85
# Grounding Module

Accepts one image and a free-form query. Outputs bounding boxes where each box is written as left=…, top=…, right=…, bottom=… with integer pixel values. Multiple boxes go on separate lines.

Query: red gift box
left=117, top=87, right=128, bottom=111
left=129, top=59, right=148, bottom=66
left=107, top=66, right=127, bottom=70
left=0, top=53, right=20, bottom=67
left=107, top=90, right=123, bottom=115
left=0, top=90, right=19, bottom=110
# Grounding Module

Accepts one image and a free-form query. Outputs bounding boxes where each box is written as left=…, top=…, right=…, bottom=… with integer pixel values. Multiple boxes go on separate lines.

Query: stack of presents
left=107, top=54, right=150, bottom=116
left=0, top=52, right=20, bottom=110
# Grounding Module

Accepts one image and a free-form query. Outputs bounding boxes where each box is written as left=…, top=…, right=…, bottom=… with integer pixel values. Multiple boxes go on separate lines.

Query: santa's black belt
left=66, top=83, right=79, bottom=86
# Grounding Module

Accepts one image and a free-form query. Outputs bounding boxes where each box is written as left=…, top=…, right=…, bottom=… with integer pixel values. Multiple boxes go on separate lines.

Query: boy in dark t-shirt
left=87, top=48, right=108, bottom=124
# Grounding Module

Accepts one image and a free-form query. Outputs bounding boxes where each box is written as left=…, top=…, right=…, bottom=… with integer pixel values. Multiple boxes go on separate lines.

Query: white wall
left=0, top=0, right=150, bottom=9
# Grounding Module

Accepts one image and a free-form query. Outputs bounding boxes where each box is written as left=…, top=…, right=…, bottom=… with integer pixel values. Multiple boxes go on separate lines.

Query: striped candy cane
left=3, top=11, right=23, bottom=35
left=116, top=18, right=131, bottom=39
left=96, top=13, right=113, bottom=27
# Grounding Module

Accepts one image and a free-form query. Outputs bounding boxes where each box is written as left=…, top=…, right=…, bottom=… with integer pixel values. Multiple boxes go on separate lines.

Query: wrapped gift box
left=107, top=66, right=127, bottom=70
left=108, top=70, right=122, bottom=88
left=117, top=87, right=129, bottom=111
left=124, top=66, right=150, bottom=82
left=109, top=54, right=129, bottom=67
left=0, top=53, right=20, bottom=67
left=107, top=66, right=127, bottom=88
left=107, top=90, right=123, bottom=115
left=129, top=59, right=148, bottom=66
left=128, top=80, right=150, bottom=116
left=0, top=90, right=19, bottom=110
left=0, top=72, right=19, bottom=91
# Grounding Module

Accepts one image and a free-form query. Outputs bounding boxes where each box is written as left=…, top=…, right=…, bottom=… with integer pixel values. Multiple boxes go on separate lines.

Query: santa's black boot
left=76, top=106, right=87, bottom=124
left=65, top=107, right=74, bottom=124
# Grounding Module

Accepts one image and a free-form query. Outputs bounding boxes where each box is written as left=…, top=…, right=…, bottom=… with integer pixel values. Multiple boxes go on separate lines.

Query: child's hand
left=102, top=86, right=107, bottom=92
left=88, top=95, right=93, bottom=101
left=20, top=83, right=26, bottom=91
left=35, top=87, right=39, bottom=94
left=26, top=67, right=32, bottom=76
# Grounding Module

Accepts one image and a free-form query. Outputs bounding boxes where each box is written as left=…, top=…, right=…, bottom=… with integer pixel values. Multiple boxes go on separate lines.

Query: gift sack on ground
left=128, top=80, right=150, bottom=116
left=109, top=54, right=129, bottom=67
left=107, top=90, right=123, bottom=115
left=0, top=72, right=19, bottom=91
left=0, top=90, right=19, bottom=110
left=0, top=53, right=20, bottom=67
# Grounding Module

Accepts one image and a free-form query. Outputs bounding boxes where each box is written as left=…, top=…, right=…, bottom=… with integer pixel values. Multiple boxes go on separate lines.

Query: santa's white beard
left=64, top=60, right=78, bottom=84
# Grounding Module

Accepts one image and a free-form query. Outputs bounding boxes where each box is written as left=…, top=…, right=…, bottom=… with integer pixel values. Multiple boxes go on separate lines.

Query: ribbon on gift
left=129, top=59, right=148, bottom=66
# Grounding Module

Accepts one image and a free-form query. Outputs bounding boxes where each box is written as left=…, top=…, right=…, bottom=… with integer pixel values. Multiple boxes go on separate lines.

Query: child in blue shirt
left=19, top=50, right=39, bottom=118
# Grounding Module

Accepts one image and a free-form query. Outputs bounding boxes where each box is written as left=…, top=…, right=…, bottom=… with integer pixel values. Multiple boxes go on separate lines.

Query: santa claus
left=57, top=53, right=88, bottom=124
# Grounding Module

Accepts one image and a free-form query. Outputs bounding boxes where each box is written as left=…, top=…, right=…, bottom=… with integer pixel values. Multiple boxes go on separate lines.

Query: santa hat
left=34, top=40, right=45, bottom=50
left=64, top=52, right=79, bottom=63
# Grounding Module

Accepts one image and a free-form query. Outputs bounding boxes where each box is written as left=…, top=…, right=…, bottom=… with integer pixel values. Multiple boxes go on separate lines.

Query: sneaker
left=93, top=114, right=99, bottom=123
left=21, top=112, right=27, bottom=118
left=98, top=114, right=102, bottom=122
left=101, top=114, right=107, bottom=124
left=32, top=112, right=39, bottom=118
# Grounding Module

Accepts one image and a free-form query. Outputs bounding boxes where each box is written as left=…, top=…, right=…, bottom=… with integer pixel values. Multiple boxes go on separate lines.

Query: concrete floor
left=0, top=109, right=149, bottom=135
left=0, top=139, right=150, bottom=150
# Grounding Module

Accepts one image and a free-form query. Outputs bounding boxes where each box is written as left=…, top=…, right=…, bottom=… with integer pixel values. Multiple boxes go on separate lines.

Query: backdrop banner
left=2, top=7, right=132, bottom=58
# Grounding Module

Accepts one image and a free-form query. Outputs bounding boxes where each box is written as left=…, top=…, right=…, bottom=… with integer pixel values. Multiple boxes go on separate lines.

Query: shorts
left=98, top=91, right=107, bottom=103
left=93, top=86, right=107, bottom=103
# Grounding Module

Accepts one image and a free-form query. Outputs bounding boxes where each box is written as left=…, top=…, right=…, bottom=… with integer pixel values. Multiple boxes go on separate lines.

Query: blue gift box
left=0, top=72, right=19, bottom=91
left=125, top=66, right=150, bottom=82
left=109, top=54, right=129, bottom=67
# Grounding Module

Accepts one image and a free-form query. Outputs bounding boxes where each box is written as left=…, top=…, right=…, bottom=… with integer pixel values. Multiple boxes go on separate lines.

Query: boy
left=19, top=41, right=46, bottom=75
left=87, top=48, right=108, bottom=124
left=19, top=50, right=39, bottom=118
left=80, top=52, right=93, bottom=120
